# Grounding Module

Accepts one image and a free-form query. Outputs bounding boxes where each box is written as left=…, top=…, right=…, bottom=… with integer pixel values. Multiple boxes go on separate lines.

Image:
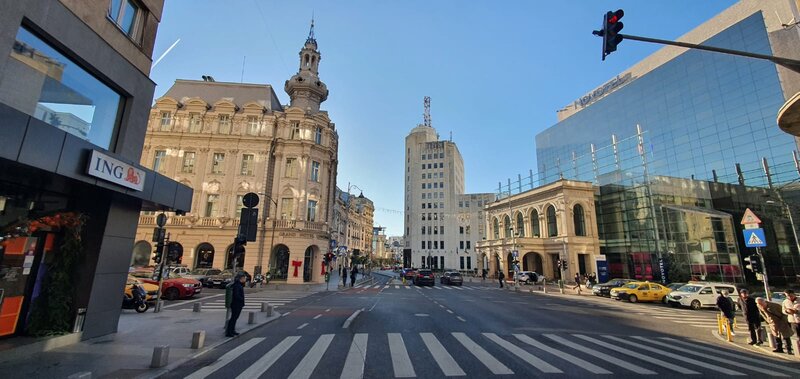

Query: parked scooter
left=122, top=283, right=149, bottom=313
left=249, top=273, right=264, bottom=288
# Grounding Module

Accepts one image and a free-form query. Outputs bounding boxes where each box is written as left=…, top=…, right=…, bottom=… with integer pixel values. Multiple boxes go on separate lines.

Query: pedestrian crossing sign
left=743, top=228, right=767, bottom=248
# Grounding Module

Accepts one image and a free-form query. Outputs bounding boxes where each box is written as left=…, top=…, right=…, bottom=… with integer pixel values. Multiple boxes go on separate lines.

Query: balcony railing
left=138, top=214, right=329, bottom=233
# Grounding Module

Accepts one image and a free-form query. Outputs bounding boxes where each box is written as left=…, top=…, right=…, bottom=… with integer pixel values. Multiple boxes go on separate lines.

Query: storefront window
left=0, top=27, right=123, bottom=149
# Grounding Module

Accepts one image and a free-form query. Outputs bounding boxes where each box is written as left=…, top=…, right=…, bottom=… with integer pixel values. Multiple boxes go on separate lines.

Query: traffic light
left=562, top=260, right=568, bottom=271
left=153, top=244, right=163, bottom=264
left=749, top=255, right=762, bottom=273
left=593, top=9, right=624, bottom=60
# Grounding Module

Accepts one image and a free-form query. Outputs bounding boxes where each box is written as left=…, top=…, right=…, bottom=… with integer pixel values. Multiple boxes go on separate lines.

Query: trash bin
left=73, top=308, right=87, bottom=333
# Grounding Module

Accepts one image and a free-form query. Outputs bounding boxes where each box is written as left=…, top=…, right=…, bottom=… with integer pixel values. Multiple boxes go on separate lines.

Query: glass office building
left=532, top=5, right=800, bottom=285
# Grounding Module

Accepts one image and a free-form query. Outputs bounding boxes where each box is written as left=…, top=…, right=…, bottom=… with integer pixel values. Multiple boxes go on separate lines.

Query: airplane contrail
left=152, top=38, right=181, bottom=69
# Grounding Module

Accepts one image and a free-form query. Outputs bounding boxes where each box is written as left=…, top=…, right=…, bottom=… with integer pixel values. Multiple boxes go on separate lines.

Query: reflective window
left=531, top=209, right=541, bottom=237
left=153, top=150, right=166, bottom=173
left=211, top=153, right=225, bottom=174
left=240, top=154, right=254, bottom=176
left=181, top=151, right=195, bottom=173
left=547, top=205, right=558, bottom=237
left=0, top=27, right=124, bottom=149
left=108, top=0, right=142, bottom=40
left=307, top=200, right=317, bottom=221
left=574, top=204, right=586, bottom=236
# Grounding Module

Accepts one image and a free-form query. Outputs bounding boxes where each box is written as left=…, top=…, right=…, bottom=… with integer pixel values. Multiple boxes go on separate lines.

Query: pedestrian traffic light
left=593, top=9, right=624, bottom=60
left=750, top=255, right=762, bottom=273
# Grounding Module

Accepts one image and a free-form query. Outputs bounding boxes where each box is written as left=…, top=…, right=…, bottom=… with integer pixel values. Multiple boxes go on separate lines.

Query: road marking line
left=340, top=333, right=368, bottom=379
left=236, top=336, right=300, bottom=379
left=451, top=332, right=512, bottom=375
left=604, top=335, right=743, bottom=376
left=342, top=309, right=362, bottom=328
left=446, top=309, right=453, bottom=314
left=659, top=337, right=800, bottom=375
left=631, top=336, right=787, bottom=377
left=314, top=314, right=322, bottom=319
left=420, top=333, right=466, bottom=376
left=283, top=311, right=292, bottom=317
left=388, top=333, right=416, bottom=378
left=395, top=285, right=400, bottom=289
left=544, top=334, right=654, bottom=375
left=572, top=334, right=697, bottom=374
left=453, top=287, right=464, bottom=290
left=297, top=323, right=309, bottom=329
left=442, top=286, right=453, bottom=290
left=404, top=286, right=410, bottom=289
left=439, top=305, right=445, bottom=308
left=483, top=333, right=561, bottom=373
left=325, top=308, right=331, bottom=312
left=513, top=334, right=611, bottom=374
left=288, top=334, right=335, bottom=379
left=184, top=337, right=264, bottom=379
left=457, top=316, right=466, bottom=322
left=163, top=293, right=225, bottom=309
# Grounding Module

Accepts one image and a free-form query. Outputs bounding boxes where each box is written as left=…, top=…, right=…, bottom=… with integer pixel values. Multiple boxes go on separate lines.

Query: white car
left=666, top=282, right=738, bottom=310
left=515, top=271, right=545, bottom=284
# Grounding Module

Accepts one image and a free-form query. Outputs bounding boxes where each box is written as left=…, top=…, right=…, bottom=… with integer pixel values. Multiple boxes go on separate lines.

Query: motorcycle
left=122, top=283, right=149, bottom=313
left=249, top=273, right=263, bottom=288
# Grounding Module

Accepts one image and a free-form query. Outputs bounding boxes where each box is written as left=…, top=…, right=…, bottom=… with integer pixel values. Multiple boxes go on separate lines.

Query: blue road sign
left=743, top=228, right=767, bottom=248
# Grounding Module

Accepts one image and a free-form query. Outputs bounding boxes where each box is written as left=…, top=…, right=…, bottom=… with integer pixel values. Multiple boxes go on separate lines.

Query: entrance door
left=196, top=243, right=215, bottom=268
left=578, top=253, right=588, bottom=275
left=0, top=233, right=51, bottom=337
left=303, top=247, right=314, bottom=282
left=274, top=246, right=290, bottom=279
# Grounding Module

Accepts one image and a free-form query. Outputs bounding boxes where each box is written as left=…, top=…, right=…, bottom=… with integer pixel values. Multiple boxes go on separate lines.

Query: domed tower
left=285, top=19, right=328, bottom=113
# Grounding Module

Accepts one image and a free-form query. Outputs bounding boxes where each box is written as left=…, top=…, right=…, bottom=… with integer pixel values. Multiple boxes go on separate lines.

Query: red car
left=131, top=271, right=201, bottom=300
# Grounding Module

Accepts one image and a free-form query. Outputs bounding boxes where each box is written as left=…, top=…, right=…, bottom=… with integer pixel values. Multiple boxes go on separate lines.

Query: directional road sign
left=743, top=228, right=767, bottom=248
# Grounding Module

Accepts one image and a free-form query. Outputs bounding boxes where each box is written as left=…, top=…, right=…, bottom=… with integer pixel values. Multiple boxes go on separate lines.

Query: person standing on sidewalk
left=350, top=265, right=358, bottom=287
left=757, top=297, right=794, bottom=354
left=738, top=289, right=763, bottom=345
left=341, top=266, right=348, bottom=287
left=498, top=271, right=505, bottom=288
left=782, top=289, right=800, bottom=352
left=572, top=273, right=582, bottom=294
left=225, top=274, right=246, bottom=337
left=716, top=290, right=736, bottom=336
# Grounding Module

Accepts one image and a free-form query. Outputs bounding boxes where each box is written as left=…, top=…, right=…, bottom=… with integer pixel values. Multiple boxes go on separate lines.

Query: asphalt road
left=164, top=272, right=800, bottom=378
left=161, top=287, right=314, bottom=313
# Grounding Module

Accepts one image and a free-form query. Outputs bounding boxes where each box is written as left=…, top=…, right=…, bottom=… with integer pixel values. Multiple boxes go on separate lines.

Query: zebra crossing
left=351, top=283, right=504, bottom=291
left=180, top=331, right=800, bottom=378
left=180, top=291, right=311, bottom=312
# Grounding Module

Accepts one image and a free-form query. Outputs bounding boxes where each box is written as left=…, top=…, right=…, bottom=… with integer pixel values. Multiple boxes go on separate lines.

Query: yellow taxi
left=609, top=281, right=672, bottom=303
left=125, top=275, right=159, bottom=302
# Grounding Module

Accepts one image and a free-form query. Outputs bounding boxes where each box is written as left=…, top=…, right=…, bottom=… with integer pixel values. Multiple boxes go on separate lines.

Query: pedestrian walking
left=572, top=273, right=582, bottom=294
left=482, top=269, right=487, bottom=282
left=225, top=274, right=246, bottom=337
left=716, top=290, right=736, bottom=336
left=757, top=297, right=795, bottom=354
left=342, top=266, right=348, bottom=286
left=738, top=289, right=763, bottom=345
left=350, top=265, right=358, bottom=287
left=498, top=271, right=505, bottom=288
left=782, top=289, right=800, bottom=352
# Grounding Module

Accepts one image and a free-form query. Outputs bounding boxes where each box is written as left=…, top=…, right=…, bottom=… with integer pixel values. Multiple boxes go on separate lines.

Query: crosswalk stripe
left=374, top=285, right=382, bottom=289
left=404, top=286, right=410, bottom=289
left=544, top=334, right=655, bottom=375
left=604, top=335, right=744, bottom=376
left=659, top=337, right=800, bottom=375
left=483, top=333, right=561, bottom=373
left=388, top=333, right=416, bottom=378
left=340, top=333, right=368, bottom=379
left=420, top=333, right=466, bottom=376
left=631, top=336, right=788, bottom=377
left=394, top=285, right=400, bottom=289
left=453, top=287, right=464, bottom=290
left=572, top=334, right=698, bottom=374
left=236, top=336, right=300, bottom=379
left=288, top=334, right=335, bottom=379
left=442, top=286, right=453, bottom=290
left=513, top=334, right=611, bottom=375
left=185, top=337, right=264, bottom=379
left=451, top=332, right=513, bottom=375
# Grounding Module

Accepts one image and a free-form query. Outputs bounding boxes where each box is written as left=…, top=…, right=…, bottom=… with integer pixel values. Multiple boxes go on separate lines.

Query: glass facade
left=536, top=12, right=795, bottom=187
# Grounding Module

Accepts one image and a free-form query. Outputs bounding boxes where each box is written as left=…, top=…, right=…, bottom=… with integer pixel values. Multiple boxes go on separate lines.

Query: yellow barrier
left=717, top=313, right=733, bottom=342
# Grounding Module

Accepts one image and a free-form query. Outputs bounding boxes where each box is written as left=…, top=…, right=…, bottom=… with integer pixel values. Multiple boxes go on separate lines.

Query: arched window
left=304, top=54, right=310, bottom=67
left=547, top=205, right=558, bottom=237
left=493, top=218, right=500, bottom=239
left=531, top=209, right=540, bottom=237
left=516, top=213, right=525, bottom=237
left=574, top=204, right=586, bottom=236
left=503, top=215, right=512, bottom=238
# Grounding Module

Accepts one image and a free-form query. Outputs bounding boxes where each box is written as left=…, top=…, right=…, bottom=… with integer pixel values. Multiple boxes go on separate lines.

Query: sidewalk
left=0, top=289, right=282, bottom=379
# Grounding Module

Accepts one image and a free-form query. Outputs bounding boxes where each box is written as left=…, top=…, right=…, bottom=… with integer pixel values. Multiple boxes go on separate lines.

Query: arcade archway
left=271, top=244, right=290, bottom=280
left=195, top=243, right=215, bottom=268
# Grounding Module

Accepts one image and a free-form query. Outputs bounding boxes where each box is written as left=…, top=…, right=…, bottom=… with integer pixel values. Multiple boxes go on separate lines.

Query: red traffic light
left=607, top=9, right=624, bottom=24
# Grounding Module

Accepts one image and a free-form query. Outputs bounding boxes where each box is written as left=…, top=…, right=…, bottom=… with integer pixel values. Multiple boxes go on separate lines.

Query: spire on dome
left=305, top=15, right=317, bottom=48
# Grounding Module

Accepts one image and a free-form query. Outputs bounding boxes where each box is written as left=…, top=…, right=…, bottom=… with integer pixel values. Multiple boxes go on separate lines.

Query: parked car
left=666, top=282, right=686, bottom=291
left=593, top=278, right=634, bottom=297
left=666, top=282, right=738, bottom=310
left=440, top=271, right=463, bottom=286
left=136, top=276, right=202, bottom=300
left=166, top=265, right=191, bottom=278
left=208, top=270, right=252, bottom=289
left=125, top=275, right=159, bottom=302
left=414, top=269, right=435, bottom=286
left=515, top=271, right=545, bottom=285
left=402, top=268, right=418, bottom=281
left=181, top=268, right=222, bottom=287
left=610, top=281, right=672, bottom=303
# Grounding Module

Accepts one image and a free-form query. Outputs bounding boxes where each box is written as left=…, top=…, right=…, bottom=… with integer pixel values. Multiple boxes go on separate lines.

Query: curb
left=139, top=311, right=283, bottom=379
left=710, top=330, right=799, bottom=362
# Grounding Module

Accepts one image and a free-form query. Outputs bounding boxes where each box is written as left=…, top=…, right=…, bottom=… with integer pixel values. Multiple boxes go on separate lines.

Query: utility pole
left=152, top=213, right=167, bottom=313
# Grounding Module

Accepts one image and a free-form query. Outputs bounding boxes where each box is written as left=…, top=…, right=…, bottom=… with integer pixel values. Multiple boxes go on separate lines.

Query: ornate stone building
left=330, top=187, right=375, bottom=268
left=133, top=24, right=339, bottom=284
left=476, top=180, right=600, bottom=281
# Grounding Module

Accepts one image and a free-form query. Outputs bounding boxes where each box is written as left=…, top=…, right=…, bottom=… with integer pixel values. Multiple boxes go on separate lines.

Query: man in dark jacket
left=717, top=290, right=736, bottom=336
left=498, top=271, right=505, bottom=288
left=350, top=266, right=358, bottom=287
left=738, top=289, right=763, bottom=345
left=225, top=274, right=246, bottom=337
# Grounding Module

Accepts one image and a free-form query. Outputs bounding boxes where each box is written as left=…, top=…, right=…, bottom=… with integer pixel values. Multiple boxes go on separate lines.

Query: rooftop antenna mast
left=423, top=96, right=432, bottom=127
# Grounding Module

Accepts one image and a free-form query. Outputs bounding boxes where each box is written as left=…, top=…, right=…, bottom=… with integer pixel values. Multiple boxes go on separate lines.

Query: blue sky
left=150, top=1, right=737, bottom=236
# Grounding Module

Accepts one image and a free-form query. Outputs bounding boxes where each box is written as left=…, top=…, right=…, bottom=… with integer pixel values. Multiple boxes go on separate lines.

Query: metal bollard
left=543, top=279, right=548, bottom=293
left=248, top=311, right=256, bottom=324
left=266, top=304, right=274, bottom=317
left=191, top=330, right=206, bottom=349
left=67, top=372, right=91, bottom=379
left=150, top=345, right=170, bottom=368
left=193, top=303, right=202, bottom=312
left=261, top=302, right=271, bottom=312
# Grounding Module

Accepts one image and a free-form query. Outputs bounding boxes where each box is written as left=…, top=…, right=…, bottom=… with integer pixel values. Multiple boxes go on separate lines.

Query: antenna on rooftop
left=423, top=96, right=432, bottom=127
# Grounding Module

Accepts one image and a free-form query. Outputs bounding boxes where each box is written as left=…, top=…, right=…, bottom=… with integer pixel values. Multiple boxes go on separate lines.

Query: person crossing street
left=498, top=271, right=505, bottom=288
left=225, top=274, right=246, bottom=337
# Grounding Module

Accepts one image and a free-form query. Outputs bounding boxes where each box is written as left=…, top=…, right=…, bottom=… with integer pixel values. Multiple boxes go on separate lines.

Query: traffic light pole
left=618, top=33, right=800, bottom=74
left=154, top=233, right=169, bottom=313
left=756, top=247, right=771, bottom=302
